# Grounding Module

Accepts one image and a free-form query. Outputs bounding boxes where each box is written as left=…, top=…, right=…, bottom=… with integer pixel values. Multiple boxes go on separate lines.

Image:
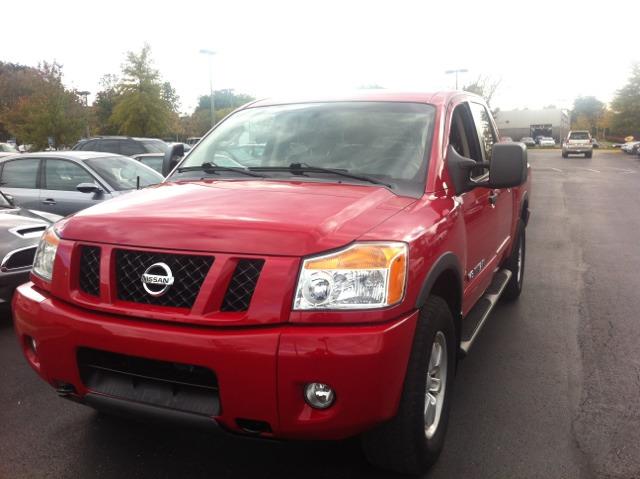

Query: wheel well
left=429, top=270, right=462, bottom=345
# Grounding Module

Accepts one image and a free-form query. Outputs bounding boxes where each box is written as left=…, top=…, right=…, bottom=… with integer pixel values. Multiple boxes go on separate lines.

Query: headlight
left=293, top=242, right=407, bottom=310
left=32, top=226, right=60, bottom=281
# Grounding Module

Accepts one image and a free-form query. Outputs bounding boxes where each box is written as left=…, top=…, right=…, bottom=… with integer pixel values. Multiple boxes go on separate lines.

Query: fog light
left=304, top=383, right=335, bottom=409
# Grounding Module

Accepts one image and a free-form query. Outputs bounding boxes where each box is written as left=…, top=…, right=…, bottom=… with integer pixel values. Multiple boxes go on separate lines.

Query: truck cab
left=13, top=91, right=530, bottom=475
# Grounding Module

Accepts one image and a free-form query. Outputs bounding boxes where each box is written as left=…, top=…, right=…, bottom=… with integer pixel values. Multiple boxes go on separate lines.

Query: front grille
left=221, top=259, right=265, bottom=312
left=79, top=246, right=101, bottom=296
left=77, top=348, right=220, bottom=416
left=116, top=249, right=213, bottom=309
left=1, top=246, right=36, bottom=271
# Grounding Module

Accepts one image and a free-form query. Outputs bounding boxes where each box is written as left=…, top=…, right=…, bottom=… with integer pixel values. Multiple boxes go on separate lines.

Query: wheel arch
left=415, top=252, right=463, bottom=344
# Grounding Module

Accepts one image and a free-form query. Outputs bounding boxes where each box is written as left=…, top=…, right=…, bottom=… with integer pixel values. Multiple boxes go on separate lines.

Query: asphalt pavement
left=2, top=149, right=640, bottom=478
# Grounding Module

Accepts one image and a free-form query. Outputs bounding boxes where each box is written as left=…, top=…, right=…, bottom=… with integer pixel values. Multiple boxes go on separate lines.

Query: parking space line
left=585, top=168, right=601, bottom=173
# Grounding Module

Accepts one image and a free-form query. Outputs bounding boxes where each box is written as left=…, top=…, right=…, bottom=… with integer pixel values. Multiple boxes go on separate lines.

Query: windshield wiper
left=176, top=162, right=266, bottom=178
left=249, top=163, right=392, bottom=188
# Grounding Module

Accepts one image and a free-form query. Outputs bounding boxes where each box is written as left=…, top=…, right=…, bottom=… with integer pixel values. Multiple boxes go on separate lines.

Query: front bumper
left=13, top=282, right=418, bottom=440
left=0, top=269, right=30, bottom=303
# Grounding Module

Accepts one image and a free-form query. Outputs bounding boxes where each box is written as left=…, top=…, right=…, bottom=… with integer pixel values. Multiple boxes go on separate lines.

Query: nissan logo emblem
left=141, top=262, right=174, bottom=297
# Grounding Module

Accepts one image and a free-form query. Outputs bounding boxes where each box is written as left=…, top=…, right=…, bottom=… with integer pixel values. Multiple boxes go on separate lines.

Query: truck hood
left=58, top=180, right=416, bottom=256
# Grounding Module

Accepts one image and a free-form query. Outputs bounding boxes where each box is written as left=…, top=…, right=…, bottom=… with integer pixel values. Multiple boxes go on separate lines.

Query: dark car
left=0, top=152, right=163, bottom=216
left=72, top=136, right=169, bottom=156
left=0, top=190, right=60, bottom=303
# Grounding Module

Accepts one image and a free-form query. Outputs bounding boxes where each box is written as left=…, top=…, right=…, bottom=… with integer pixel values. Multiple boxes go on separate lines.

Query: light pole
left=78, top=90, right=90, bottom=138
left=199, top=49, right=217, bottom=127
left=445, top=69, right=468, bottom=90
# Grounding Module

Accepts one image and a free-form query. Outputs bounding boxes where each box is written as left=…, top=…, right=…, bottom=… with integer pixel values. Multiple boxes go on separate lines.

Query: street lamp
left=199, top=49, right=217, bottom=127
left=77, top=90, right=90, bottom=138
left=445, top=69, right=468, bottom=90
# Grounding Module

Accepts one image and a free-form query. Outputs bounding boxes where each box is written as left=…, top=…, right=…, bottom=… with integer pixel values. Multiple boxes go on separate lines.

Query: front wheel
left=362, top=296, right=456, bottom=475
left=586, top=152, right=593, bottom=158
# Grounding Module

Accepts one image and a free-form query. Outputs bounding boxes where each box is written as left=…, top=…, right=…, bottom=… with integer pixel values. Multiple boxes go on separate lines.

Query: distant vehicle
left=534, top=135, right=545, bottom=145
left=0, top=142, right=19, bottom=158
left=0, top=189, right=61, bottom=304
left=132, top=153, right=164, bottom=174
left=591, top=138, right=600, bottom=148
left=500, top=136, right=513, bottom=142
left=186, top=137, right=201, bottom=146
left=538, top=137, right=556, bottom=147
left=621, top=141, right=640, bottom=154
left=72, top=136, right=169, bottom=157
left=0, top=152, right=163, bottom=216
left=520, top=137, right=536, bottom=147
left=562, top=130, right=593, bottom=158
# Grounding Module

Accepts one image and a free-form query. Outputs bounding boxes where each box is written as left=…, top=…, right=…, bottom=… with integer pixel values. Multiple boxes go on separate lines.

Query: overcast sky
left=4, top=0, right=639, bottom=114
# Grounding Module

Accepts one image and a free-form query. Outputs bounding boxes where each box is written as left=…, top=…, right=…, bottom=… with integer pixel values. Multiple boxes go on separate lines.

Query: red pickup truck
left=13, top=91, right=530, bottom=474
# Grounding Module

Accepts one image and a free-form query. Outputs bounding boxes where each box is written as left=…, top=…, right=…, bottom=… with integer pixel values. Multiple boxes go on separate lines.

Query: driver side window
left=44, top=159, right=94, bottom=191
left=449, top=103, right=485, bottom=179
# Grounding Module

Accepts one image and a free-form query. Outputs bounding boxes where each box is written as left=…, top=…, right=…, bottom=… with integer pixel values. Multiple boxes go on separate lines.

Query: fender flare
left=415, top=252, right=463, bottom=314
left=520, top=191, right=530, bottom=226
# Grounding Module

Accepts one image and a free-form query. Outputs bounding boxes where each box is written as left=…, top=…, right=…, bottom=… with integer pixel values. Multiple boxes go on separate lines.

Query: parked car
left=0, top=189, right=60, bottom=304
left=591, top=138, right=600, bottom=148
left=186, top=136, right=201, bottom=146
left=132, top=153, right=164, bottom=174
left=500, top=136, right=513, bottom=142
left=72, top=136, right=169, bottom=157
left=0, top=152, right=163, bottom=216
left=621, top=141, right=640, bottom=154
left=538, top=137, right=556, bottom=147
left=13, top=91, right=530, bottom=476
left=562, top=130, right=593, bottom=158
left=0, top=142, right=19, bottom=158
left=520, top=137, right=536, bottom=147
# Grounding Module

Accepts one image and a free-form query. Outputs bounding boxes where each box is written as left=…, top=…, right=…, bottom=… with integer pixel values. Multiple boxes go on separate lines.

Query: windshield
left=171, top=102, right=436, bottom=197
left=569, top=132, right=590, bottom=140
left=141, top=140, right=169, bottom=153
left=85, top=156, right=163, bottom=191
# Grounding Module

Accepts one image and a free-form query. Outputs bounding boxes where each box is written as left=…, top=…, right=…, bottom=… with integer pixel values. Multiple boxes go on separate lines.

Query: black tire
left=362, top=296, right=456, bottom=475
left=586, top=152, right=592, bottom=158
left=502, top=219, right=526, bottom=301
left=562, top=152, right=568, bottom=158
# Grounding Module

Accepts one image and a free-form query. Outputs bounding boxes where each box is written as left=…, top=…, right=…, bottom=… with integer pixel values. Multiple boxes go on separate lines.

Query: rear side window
left=78, top=140, right=97, bottom=151
left=569, top=132, right=590, bottom=140
left=141, top=140, right=168, bottom=153
left=0, top=159, right=40, bottom=188
left=121, top=141, right=146, bottom=156
left=98, top=139, right=121, bottom=154
left=44, top=159, right=94, bottom=191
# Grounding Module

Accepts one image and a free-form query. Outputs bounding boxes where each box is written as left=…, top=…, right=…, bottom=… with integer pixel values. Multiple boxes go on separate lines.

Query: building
left=495, top=109, right=570, bottom=143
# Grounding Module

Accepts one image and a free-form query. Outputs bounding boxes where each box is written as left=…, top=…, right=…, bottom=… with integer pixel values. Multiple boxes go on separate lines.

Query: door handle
left=488, top=191, right=498, bottom=205
left=42, top=198, right=57, bottom=205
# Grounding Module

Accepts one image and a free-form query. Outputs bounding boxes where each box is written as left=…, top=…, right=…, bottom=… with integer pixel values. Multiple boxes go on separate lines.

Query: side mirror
left=76, top=183, right=103, bottom=194
left=487, top=142, right=528, bottom=188
left=446, top=142, right=528, bottom=195
left=162, top=143, right=184, bottom=177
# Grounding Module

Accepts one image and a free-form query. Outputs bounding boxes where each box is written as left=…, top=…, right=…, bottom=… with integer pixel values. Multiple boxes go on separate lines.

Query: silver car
left=0, top=152, right=163, bottom=216
left=0, top=190, right=61, bottom=303
left=562, top=130, right=593, bottom=158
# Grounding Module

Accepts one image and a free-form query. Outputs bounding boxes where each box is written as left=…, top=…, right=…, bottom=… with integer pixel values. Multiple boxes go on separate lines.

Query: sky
left=3, top=0, right=639, bottom=115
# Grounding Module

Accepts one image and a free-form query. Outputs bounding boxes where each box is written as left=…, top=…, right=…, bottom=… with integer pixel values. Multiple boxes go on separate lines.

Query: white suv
left=563, top=130, right=593, bottom=158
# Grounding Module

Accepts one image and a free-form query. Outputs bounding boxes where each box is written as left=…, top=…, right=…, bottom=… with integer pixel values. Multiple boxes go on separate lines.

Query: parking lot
left=1, top=148, right=640, bottom=479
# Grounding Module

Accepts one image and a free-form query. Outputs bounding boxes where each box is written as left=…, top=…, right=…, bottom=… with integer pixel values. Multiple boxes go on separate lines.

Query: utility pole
left=199, top=49, right=217, bottom=127
left=445, top=69, right=468, bottom=90
left=78, top=90, right=90, bottom=138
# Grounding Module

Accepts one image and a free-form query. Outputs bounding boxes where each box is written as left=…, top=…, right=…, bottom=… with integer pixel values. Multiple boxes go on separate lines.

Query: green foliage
left=185, top=89, right=255, bottom=137
left=109, top=44, right=176, bottom=137
left=93, top=74, right=119, bottom=135
left=2, top=62, right=85, bottom=148
left=610, top=63, right=640, bottom=137
left=571, top=96, right=605, bottom=132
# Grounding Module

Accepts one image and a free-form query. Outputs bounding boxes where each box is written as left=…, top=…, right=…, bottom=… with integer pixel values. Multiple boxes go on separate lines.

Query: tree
left=3, top=62, right=85, bottom=149
left=463, top=75, right=501, bottom=116
left=571, top=96, right=605, bottom=133
left=109, top=44, right=176, bottom=137
left=0, top=62, right=44, bottom=141
left=93, top=74, right=120, bottom=135
left=610, top=63, right=640, bottom=138
left=186, top=89, right=255, bottom=137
